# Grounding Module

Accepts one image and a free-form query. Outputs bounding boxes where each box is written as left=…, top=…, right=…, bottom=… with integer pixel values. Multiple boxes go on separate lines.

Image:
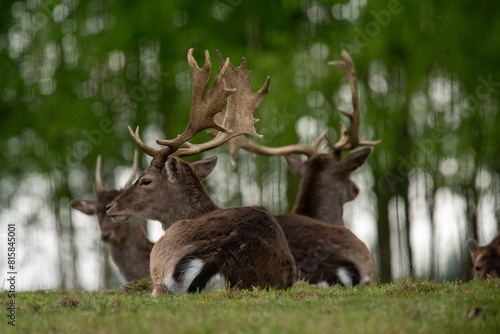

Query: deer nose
left=105, top=203, right=113, bottom=213
left=101, top=232, right=112, bottom=241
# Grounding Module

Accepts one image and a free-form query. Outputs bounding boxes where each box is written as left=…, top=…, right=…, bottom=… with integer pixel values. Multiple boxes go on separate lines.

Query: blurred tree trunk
left=466, top=186, right=479, bottom=241
left=67, top=200, right=79, bottom=290
left=426, top=183, right=436, bottom=279
left=54, top=200, right=67, bottom=288
left=53, top=174, right=80, bottom=289
left=463, top=185, right=478, bottom=279
left=402, top=185, right=414, bottom=278
left=376, top=194, right=392, bottom=282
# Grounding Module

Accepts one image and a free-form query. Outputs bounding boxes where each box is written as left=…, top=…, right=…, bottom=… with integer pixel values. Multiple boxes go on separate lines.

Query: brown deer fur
left=468, top=233, right=500, bottom=280
left=278, top=214, right=374, bottom=287
left=278, top=150, right=375, bottom=287
left=72, top=189, right=154, bottom=282
left=285, top=148, right=372, bottom=226
left=106, top=156, right=296, bottom=295
left=228, top=141, right=374, bottom=286
left=227, top=148, right=375, bottom=288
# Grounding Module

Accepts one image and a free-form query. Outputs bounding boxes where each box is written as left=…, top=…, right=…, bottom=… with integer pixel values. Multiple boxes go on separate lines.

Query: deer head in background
left=468, top=234, right=500, bottom=280
left=72, top=151, right=139, bottom=243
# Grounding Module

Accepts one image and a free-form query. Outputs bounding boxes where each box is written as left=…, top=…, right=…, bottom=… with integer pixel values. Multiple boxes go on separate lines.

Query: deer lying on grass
left=468, top=233, right=500, bottom=280
left=106, top=49, right=296, bottom=295
left=72, top=151, right=154, bottom=282
left=227, top=51, right=378, bottom=287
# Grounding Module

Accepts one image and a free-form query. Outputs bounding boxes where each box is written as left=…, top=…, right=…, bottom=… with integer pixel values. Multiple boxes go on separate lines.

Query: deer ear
left=285, top=155, right=304, bottom=177
left=468, top=239, right=479, bottom=255
left=191, top=156, right=218, bottom=180
left=341, top=148, right=372, bottom=173
left=71, top=201, right=96, bottom=215
left=166, top=156, right=182, bottom=182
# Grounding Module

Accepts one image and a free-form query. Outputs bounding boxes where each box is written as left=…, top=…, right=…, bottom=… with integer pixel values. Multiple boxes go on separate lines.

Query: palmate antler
left=228, top=50, right=380, bottom=161
left=128, top=49, right=270, bottom=170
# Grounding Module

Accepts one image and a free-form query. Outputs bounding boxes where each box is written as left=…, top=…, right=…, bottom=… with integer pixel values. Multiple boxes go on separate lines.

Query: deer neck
left=107, top=222, right=152, bottom=281
left=291, top=179, right=345, bottom=226
left=157, top=179, right=219, bottom=230
left=109, top=222, right=153, bottom=260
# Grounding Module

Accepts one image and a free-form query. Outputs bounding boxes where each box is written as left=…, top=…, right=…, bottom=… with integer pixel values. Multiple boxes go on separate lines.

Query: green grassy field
left=1, top=279, right=499, bottom=333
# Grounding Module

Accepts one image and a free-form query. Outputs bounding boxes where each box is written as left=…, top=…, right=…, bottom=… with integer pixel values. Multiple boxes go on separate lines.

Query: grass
left=1, top=279, right=499, bottom=333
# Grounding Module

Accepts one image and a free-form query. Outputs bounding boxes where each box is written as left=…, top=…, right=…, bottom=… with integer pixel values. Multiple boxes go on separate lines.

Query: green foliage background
left=1, top=0, right=500, bottom=288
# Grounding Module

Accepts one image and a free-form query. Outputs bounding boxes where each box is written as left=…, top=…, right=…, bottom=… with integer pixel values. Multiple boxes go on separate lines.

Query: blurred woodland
left=1, top=0, right=500, bottom=289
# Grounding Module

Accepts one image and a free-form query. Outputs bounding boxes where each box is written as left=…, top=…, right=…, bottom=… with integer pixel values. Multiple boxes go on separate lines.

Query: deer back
left=150, top=206, right=296, bottom=294
left=277, top=213, right=374, bottom=287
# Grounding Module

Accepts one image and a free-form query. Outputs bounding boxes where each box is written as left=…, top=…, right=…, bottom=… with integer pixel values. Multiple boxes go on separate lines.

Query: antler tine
left=328, top=51, right=381, bottom=152
left=95, top=155, right=106, bottom=193
left=128, top=126, right=171, bottom=169
left=123, top=149, right=139, bottom=189
left=312, top=128, right=330, bottom=152
left=173, top=51, right=271, bottom=157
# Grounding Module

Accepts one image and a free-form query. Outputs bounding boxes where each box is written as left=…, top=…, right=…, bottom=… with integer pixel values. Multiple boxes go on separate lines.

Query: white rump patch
left=164, top=258, right=204, bottom=294
left=359, top=276, right=370, bottom=287
left=316, top=281, right=330, bottom=288
left=337, top=268, right=352, bottom=289
left=203, top=273, right=226, bottom=292
left=163, top=258, right=226, bottom=294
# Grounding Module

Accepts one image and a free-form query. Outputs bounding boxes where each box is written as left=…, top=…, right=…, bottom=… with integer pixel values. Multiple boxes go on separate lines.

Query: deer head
left=468, top=234, right=500, bottom=280
left=72, top=151, right=139, bottom=243
left=106, top=49, right=271, bottom=230
left=227, top=51, right=380, bottom=225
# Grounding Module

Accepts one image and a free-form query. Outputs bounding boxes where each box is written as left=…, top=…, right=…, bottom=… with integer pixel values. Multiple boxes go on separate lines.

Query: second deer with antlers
left=72, top=151, right=154, bottom=282
left=106, top=49, right=296, bottom=295
left=228, top=51, right=379, bottom=287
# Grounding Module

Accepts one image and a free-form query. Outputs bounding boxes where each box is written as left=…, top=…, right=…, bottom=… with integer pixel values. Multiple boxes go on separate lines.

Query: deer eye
left=140, top=179, right=152, bottom=186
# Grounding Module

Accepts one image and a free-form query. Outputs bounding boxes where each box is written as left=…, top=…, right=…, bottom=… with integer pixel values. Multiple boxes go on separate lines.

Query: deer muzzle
left=106, top=202, right=127, bottom=222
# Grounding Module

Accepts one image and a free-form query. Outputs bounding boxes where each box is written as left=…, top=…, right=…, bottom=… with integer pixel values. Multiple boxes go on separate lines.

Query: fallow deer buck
left=106, top=49, right=296, bottom=295
left=468, top=233, right=500, bottom=280
left=72, top=151, right=154, bottom=282
left=226, top=51, right=379, bottom=287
